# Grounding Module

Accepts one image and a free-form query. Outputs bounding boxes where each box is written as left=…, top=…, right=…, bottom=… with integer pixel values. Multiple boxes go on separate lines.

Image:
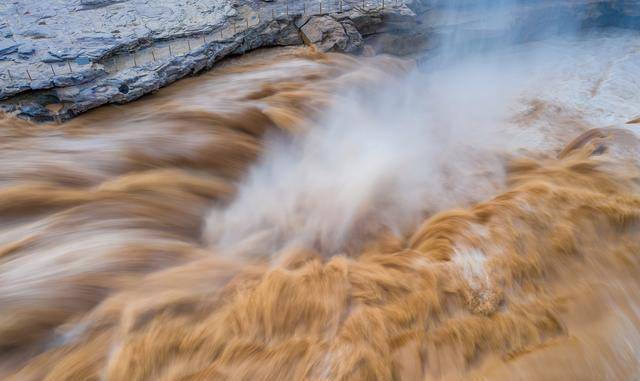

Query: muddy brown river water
left=0, top=30, right=640, bottom=380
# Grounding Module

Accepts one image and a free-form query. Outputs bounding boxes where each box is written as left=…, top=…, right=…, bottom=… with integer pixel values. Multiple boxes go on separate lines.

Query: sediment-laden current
left=0, top=31, right=640, bottom=380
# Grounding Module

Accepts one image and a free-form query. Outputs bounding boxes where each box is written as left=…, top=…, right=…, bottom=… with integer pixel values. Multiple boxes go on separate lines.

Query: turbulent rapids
left=1, top=23, right=640, bottom=381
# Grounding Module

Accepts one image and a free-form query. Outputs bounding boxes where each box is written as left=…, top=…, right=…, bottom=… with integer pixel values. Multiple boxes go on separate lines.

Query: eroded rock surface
left=300, top=16, right=363, bottom=53
left=0, top=0, right=419, bottom=121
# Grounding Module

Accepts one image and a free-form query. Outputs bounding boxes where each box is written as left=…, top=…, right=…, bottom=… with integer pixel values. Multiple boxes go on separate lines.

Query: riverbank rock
left=0, top=0, right=419, bottom=121
left=300, top=16, right=363, bottom=53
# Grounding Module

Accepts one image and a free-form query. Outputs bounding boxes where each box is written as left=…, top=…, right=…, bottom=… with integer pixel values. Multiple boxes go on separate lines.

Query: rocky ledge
left=0, top=0, right=417, bottom=121
left=0, top=0, right=638, bottom=122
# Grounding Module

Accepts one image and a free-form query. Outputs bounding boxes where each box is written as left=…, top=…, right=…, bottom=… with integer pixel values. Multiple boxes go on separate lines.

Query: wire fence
left=0, top=0, right=406, bottom=87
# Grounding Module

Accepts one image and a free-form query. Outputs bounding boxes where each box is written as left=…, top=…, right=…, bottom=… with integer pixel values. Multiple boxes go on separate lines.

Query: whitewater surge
left=0, top=31, right=639, bottom=381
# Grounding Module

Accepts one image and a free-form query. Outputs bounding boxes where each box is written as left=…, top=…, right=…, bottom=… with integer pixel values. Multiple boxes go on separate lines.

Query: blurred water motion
left=0, top=26, right=640, bottom=381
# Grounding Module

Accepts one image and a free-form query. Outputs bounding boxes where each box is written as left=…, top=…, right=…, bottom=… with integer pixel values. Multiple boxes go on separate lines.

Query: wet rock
left=18, top=103, right=49, bottom=119
left=300, top=16, right=363, bottom=53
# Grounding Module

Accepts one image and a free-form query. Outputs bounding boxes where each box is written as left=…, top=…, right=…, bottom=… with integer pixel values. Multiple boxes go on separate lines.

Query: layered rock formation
left=0, top=0, right=417, bottom=121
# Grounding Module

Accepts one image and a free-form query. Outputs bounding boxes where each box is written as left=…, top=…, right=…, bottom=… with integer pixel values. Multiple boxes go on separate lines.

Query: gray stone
left=18, top=103, right=49, bottom=119
left=0, top=22, right=12, bottom=38
left=1, top=0, right=404, bottom=120
left=16, top=27, right=51, bottom=39
left=0, top=42, right=19, bottom=58
left=18, top=43, right=36, bottom=58
left=79, top=0, right=125, bottom=7
left=42, top=52, right=66, bottom=63
left=301, top=16, right=363, bottom=53
left=30, top=79, right=54, bottom=90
